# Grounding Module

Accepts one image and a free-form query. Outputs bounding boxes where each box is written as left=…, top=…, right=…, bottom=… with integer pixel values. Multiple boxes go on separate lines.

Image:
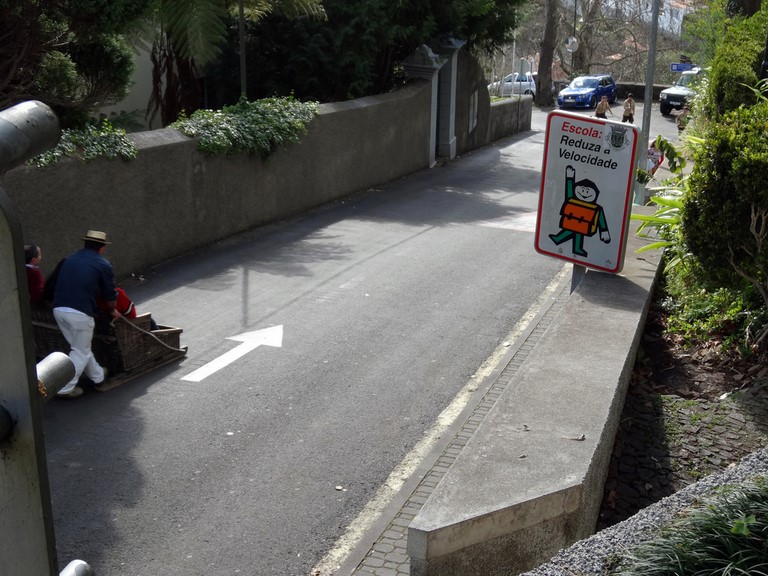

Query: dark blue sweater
left=52, top=248, right=117, bottom=317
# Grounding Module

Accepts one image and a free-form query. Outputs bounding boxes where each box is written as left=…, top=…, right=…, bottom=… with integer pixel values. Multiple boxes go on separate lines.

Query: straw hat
left=81, top=230, right=111, bottom=244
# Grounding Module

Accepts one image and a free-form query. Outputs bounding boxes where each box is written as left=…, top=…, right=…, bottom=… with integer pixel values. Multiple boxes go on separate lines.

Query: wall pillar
left=403, top=45, right=447, bottom=167
left=436, top=38, right=466, bottom=160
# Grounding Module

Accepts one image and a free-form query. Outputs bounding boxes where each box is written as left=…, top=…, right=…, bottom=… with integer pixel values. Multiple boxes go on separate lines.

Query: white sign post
left=535, top=110, right=639, bottom=274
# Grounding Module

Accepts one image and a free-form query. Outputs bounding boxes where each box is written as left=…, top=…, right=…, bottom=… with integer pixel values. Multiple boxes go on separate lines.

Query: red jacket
left=97, top=287, right=136, bottom=318
left=26, top=265, right=45, bottom=305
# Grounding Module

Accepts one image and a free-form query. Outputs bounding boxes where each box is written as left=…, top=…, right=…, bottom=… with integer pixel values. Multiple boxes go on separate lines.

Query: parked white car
left=487, top=72, right=536, bottom=97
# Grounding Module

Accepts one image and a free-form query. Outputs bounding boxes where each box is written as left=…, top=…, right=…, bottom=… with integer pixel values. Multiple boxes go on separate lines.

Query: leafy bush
left=171, top=96, right=319, bottom=157
left=634, top=190, right=687, bottom=272
left=28, top=120, right=137, bottom=167
left=633, top=136, right=690, bottom=271
left=702, top=8, right=768, bottom=117
left=612, top=476, right=768, bottom=575
left=661, top=261, right=768, bottom=353
left=683, top=100, right=768, bottom=315
left=633, top=133, right=768, bottom=353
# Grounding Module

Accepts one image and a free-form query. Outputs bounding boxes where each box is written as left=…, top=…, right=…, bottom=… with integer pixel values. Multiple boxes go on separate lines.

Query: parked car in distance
left=659, top=67, right=703, bottom=115
left=557, top=74, right=617, bottom=109
left=487, top=72, right=536, bottom=97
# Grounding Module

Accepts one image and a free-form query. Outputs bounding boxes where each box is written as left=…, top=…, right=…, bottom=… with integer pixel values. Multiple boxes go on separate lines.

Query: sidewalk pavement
left=336, top=265, right=573, bottom=576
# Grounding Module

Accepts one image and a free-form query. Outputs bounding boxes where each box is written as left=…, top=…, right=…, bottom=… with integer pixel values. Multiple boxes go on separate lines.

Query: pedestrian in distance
left=24, top=243, right=45, bottom=305
left=676, top=105, right=691, bottom=132
left=594, top=95, right=613, bottom=119
left=622, top=93, right=635, bottom=123
left=646, top=140, right=664, bottom=176
left=51, top=230, right=121, bottom=398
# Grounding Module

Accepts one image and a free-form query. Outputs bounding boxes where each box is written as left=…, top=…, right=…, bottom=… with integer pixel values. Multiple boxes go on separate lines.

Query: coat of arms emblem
left=605, top=125, right=629, bottom=150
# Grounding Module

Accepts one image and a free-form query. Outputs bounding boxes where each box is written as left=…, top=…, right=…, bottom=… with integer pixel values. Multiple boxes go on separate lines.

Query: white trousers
left=53, top=308, right=106, bottom=393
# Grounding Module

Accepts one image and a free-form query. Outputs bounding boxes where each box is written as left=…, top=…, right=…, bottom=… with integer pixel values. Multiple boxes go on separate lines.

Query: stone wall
left=2, top=59, right=531, bottom=280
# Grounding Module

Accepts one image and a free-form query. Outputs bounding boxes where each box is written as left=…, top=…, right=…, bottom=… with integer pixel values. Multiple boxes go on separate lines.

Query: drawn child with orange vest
left=548, top=165, right=611, bottom=257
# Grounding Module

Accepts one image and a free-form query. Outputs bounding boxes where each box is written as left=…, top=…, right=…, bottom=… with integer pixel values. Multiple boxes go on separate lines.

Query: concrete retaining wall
left=488, top=97, right=533, bottom=144
left=407, top=214, right=662, bottom=575
left=2, top=73, right=530, bottom=280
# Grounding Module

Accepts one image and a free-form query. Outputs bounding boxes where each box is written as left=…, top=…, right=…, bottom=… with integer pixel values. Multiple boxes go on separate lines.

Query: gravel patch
left=520, top=447, right=768, bottom=576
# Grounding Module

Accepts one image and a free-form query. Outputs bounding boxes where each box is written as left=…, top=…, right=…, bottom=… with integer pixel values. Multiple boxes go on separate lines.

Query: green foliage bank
left=635, top=6, right=768, bottom=350
left=29, top=96, right=318, bottom=166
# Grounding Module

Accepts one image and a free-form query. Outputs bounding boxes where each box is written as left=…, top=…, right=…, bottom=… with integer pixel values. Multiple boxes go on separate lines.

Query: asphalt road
left=42, top=101, right=677, bottom=576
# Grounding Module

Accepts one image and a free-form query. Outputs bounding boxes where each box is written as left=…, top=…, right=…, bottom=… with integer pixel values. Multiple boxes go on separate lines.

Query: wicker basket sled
left=31, top=307, right=188, bottom=391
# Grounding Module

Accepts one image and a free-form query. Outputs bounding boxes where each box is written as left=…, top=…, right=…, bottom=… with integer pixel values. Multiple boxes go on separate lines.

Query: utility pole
left=635, top=0, right=661, bottom=205
left=565, top=0, right=579, bottom=78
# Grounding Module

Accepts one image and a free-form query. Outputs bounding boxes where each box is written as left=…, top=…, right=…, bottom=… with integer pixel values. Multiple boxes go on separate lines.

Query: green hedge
left=704, top=8, right=768, bottom=117
left=683, top=101, right=768, bottom=307
left=171, top=96, right=318, bottom=157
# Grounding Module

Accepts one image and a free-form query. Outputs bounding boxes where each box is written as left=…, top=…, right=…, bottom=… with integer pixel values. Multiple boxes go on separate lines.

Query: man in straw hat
left=52, top=230, right=121, bottom=398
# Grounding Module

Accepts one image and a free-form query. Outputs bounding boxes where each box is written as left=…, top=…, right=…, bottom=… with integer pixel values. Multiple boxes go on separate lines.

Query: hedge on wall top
left=171, top=96, right=319, bottom=157
left=28, top=120, right=138, bottom=167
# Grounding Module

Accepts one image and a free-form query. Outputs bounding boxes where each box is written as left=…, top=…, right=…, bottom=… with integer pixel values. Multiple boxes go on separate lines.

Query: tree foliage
left=507, top=0, right=726, bottom=104
left=702, top=5, right=768, bottom=117
left=681, top=0, right=730, bottom=67
left=0, top=0, right=153, bottom=124
left=147, top=0, right=326, bottom=125
left=203, top=0, right=525, bottom=106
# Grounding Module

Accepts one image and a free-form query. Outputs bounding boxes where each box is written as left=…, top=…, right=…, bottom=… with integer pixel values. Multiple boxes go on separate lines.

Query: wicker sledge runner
left=30, top=307, right=187, bottom=391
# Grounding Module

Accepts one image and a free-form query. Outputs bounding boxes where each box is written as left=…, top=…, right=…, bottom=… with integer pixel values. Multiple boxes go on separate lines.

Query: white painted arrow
left=181, top=325, right=283, bottom=382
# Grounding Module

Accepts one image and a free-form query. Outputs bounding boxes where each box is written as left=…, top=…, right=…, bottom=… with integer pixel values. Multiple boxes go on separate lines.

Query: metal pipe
left=59, top=560, right=95, bottom=576
left=37, top=352, right=76, bottom=401
left=0, top=101, right=60, bottom=174
left=0, top=353, right=73, bottom=443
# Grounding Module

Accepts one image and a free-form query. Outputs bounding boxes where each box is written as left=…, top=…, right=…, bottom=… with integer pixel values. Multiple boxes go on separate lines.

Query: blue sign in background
left=670, top=62, right=695, bottom=72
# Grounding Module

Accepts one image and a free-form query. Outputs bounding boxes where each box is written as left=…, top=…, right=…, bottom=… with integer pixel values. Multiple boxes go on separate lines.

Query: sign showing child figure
left=535, top=110, right=639, bottom=274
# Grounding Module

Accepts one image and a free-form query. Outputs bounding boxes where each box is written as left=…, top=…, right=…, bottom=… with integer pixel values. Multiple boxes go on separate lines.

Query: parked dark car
left=557, top=74, right=617, bottom=109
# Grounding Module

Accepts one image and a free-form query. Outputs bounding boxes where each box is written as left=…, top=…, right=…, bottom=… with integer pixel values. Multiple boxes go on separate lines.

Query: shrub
left=702, top=8, right=768, bottom=118
left=683, top=100, right=768, bottom=315
left=28, top=120, right=137, bottom=167
left=612, top=476, right=768, bottom=575
left=662, top=261, right=768, bottom=353
left=171, top=96, right=319, bottom=157
left=632, top=136, right=690, bottom=272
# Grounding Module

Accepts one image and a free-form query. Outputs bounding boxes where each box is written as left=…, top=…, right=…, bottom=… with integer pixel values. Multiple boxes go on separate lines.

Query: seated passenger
left=98, top=287, right=158, bottom=330
left=24, top=243, right=45, bottom=305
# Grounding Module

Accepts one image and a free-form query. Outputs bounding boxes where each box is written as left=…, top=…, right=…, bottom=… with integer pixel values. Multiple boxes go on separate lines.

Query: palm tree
left=148, top=0, right=325, bottom=126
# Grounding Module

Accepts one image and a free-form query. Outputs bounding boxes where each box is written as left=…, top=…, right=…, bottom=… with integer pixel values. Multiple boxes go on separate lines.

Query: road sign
left=670, top=62, right=695, bottom=72
left=534, top=111, right=638, bottom=274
